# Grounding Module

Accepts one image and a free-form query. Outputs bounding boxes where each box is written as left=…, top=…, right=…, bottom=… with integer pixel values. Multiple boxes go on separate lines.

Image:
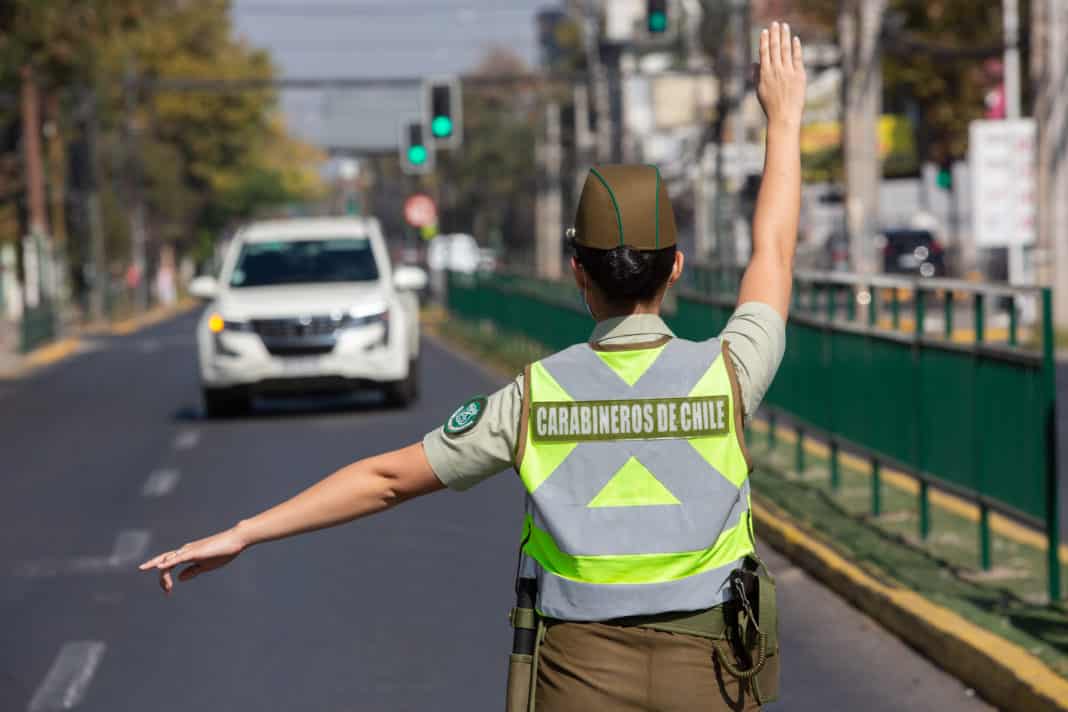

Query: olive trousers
left=534, top=621, right=768, bottom=711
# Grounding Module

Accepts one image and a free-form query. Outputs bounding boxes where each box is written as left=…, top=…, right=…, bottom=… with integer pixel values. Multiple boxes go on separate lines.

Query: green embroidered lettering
left=531, top=396, right=730, bottom=443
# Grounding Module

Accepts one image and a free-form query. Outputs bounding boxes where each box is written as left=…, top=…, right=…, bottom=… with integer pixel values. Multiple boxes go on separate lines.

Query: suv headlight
left=342, top=308, right=390, bottom=347
left=345, top=310, right=388, bottom=328
left=208, top=313, right=254, bottom=333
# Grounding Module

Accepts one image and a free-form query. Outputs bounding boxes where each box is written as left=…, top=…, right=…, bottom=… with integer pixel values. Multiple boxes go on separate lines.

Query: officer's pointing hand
left=756, top=21, right=806, bottom=127
left=139, top=528, right=247, bottom=594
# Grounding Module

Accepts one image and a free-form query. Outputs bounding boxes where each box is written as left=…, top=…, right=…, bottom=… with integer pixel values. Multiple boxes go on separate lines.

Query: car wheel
left=383, top=358, right=419, bottom=408
left=203, top=387, right=251, bottom=419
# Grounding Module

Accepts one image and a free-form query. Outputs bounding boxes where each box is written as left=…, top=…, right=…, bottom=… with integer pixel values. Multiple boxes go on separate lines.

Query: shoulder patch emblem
left=444, top=397, right=487, bottom=438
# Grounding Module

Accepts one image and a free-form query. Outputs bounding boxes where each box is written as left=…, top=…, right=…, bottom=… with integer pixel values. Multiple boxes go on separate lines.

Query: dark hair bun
left=574, top=243, right=677, bottom=303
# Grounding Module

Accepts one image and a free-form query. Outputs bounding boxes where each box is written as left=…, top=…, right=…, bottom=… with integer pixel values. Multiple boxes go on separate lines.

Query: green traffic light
left=431, top=115, right=453, bottom=138
left=408, top=145, right=427, bottom=165
left=648, top=11, right=667, bottom=33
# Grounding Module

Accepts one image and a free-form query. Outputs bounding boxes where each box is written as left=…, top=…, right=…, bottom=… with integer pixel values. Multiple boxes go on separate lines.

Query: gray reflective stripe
left=543, top=338, right=720, bottom=401
left=532, top=438, right=737, bottom=504
left=529, top=486, right=749, bottom=557
left=533, top=555, right=745, bottom=621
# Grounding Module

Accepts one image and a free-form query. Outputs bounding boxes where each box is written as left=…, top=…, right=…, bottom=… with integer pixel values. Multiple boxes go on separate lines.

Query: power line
left=233, top=2, right=536, bottom=18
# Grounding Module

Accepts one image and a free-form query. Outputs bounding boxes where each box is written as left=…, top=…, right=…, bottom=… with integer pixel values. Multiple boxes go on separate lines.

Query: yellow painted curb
left=749, top=418, right=1068, bottom=565
left=752, top=498, right=1068, bottom=712
left=109, top=298, right=198, bottom=335
left=21, top=337, right=81, bottom=370
left=2, top=299, right=199, bottom=379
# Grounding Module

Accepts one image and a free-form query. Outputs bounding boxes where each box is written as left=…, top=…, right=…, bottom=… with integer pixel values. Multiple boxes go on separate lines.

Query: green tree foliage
left=1, top=0, right=324, bottom=265
left=881, top=0, right=1025, bottom=164
left=765, top=0, right=1025, bottom=168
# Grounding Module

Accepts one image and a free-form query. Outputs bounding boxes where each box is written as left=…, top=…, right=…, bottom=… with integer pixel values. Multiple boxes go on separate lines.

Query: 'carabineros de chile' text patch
left=444, top=397, right=487, bottom=438
left=531, top=396, right=728, bottom=443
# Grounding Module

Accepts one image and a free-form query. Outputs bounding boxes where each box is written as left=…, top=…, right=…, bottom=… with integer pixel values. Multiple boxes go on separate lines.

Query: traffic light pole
left=583, top=0, right=613, bottom=163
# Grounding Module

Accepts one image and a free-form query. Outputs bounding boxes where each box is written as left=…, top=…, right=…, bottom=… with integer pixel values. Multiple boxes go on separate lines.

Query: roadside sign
left=969, top=119, right=1036, bottom=248
left=403, top=193, right=437, bottom=228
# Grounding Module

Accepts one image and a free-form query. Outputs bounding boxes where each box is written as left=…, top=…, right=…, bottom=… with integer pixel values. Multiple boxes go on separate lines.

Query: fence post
left=914, top=288, right=930, bottom=540
left=847, top=285, right=857, bottom=322
left=826, top=284, right=836, bottom=322
left=973, top=291, right=992, bottom=570
left=830, top=441, right=840, bottom=491
left=868, top=285, right=877, bottom=326
left=891, top=287, right=901, bottom=330
left=979, top=501, right=992, bottom=571
left=795, top=426, right=805, bottom=475
left=1041, top=288, right=1061, bottom=601
left=919, top=481, right=930, bottom=539
left=871, top=458, right=881, bottom=517
left=944, top=290, right=954, bottom=339
left=1008, top=295, right=1018, bottom=346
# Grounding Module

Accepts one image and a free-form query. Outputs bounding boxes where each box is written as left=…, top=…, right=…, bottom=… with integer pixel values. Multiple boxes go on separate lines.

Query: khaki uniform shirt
left=425, top=302, right=786, bottom=491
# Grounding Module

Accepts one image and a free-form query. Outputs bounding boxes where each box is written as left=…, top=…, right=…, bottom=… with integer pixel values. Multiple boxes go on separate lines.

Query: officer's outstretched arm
left=736, top=21, right=806, bottom=321
left=139, top=443, right=443, bottom=593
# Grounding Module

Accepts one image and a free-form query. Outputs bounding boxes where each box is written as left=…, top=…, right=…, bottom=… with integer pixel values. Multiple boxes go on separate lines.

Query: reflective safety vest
left=515, top=336, right=754, bottom=621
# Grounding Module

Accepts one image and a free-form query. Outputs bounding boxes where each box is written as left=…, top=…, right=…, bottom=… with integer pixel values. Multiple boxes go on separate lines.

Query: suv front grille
left=252, top=316, right=341, bottom=340
left=252, top=315, right=342, bottom=356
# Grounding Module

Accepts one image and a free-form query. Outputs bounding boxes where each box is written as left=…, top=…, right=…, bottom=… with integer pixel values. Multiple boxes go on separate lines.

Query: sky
left=230, top=0, right=550, bottom=149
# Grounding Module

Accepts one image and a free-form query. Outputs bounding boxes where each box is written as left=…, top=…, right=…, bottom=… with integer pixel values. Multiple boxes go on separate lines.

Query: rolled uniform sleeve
left=719, top=301, right=786, bottom=420
left=422, top=375, right=522, bottom=491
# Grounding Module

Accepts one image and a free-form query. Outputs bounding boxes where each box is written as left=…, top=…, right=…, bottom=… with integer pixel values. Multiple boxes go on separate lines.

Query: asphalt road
left=0, top=312, right=994, bottom=711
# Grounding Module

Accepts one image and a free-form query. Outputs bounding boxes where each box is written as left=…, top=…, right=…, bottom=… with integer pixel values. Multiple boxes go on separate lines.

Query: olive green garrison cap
left=573, top=164, right=677, bottom=251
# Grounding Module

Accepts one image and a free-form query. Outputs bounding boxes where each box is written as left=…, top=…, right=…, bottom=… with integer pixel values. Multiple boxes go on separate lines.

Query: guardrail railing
left=449, top=266, right=1061, bottom=601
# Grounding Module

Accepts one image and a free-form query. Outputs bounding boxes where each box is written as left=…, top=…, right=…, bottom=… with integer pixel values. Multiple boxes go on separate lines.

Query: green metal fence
left=447, top=267, right=1062, bottom=601
left=19, top=304, right=57, bottom=353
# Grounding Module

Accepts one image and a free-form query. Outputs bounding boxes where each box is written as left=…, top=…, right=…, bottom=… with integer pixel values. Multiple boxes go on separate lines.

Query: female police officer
left=141, top=21, right=805, bottom=711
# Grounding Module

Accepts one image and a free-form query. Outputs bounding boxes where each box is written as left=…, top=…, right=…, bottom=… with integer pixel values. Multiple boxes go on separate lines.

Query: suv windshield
left=229, top=238, right=379, bottom=288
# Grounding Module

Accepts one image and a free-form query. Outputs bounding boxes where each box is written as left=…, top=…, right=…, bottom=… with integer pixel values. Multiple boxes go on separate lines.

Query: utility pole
left=20, top=65, right=49, bottom=310
left=1003, top=0, right=1022, bottom=120
left=711, top=0, right=747, bottom=267
left=1003, top=0, right=1028, bottom=285
left=573, top=82, right=593, bottom=198
left=583, top=0, right=612, bottom=162
left=125, top=61, right=149, bottom=312
left=1032, top=0, right=1068, bottom=326
left=536, top=103, right=563, bottom=280
left=80, top=89, right=107, bottom=323
left=728, top=0, right=750, bottom=268
left=839, top=0, right=887, bottom=274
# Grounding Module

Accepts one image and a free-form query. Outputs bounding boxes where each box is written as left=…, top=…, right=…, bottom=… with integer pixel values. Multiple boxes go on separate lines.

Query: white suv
left=189, top=217, right=426, bottom=417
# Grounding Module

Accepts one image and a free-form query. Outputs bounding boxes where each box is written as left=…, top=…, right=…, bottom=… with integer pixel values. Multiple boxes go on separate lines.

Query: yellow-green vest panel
left=516, top=337, right=753, bottom=621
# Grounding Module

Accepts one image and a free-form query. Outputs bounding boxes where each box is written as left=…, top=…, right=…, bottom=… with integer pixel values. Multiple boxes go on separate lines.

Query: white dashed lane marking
left=137, top=338, right=161, bottom=354
left=142, top=468, right=180, bottom=497
left=16, top=530, right=151, bottom=578
left=173, top=430, right=200, bottom=450
left=27, top=641, right=106, bottom=711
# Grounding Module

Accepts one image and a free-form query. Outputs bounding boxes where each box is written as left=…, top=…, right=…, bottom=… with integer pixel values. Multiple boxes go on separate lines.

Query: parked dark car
left=878, top=229, right=946, bottom=278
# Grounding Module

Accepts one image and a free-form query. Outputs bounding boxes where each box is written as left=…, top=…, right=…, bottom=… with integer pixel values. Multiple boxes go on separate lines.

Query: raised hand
left=756, top=21, right=807, bottom=128
left=139, top=527, right=247, bottom=594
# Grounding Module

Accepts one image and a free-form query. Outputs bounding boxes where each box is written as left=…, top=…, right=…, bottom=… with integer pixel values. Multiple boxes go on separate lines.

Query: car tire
left=203, top=387, right=251, bottom=419
left=383, top=358, right=419, bottom=408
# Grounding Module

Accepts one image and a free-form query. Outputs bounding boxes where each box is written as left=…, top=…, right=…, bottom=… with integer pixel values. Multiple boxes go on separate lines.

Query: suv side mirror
left=189, top=275, right=219, bottom=300
left=393, top=266, right=428, bottom=292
